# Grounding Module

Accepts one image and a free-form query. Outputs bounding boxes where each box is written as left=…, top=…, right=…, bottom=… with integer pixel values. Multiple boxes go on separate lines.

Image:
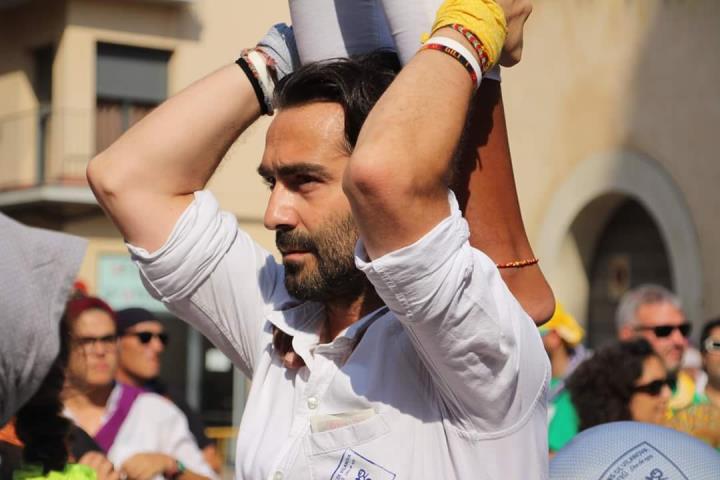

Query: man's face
left=67, top=309, right=118, bottom=388
left=633, top=302, right=689, bottom=374
left=703, top=326, right=720, bottom=386
left=260, top=102, right=365, bottom=302
left=118, top=320, right=166, bottom=382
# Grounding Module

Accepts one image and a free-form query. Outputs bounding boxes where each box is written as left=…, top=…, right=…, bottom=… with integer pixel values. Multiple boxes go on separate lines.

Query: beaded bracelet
left=450, top=23, right=492, bottom=74
left=496, top=258, right=540, bottom=269
left=421, top=37, right=482, bottom=89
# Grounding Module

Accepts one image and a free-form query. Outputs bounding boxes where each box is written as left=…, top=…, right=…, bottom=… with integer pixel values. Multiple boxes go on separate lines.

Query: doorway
left=586, top=198, right=673, bottom=348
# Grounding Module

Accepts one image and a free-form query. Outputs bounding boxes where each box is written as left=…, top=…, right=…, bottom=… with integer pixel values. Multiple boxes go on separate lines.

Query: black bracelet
left=236, top=57, right=269, bottom=115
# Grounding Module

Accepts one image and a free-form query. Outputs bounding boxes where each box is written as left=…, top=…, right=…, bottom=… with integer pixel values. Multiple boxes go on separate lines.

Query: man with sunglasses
left=116, top=308, right=170, bottom=389
left=115, top=308, right=221, bottom=474
left=616, top=284, right=702, bottom=414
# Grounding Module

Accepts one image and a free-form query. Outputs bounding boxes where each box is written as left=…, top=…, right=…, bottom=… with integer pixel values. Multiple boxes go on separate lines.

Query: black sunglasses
left=633, top=378, right=669, bottom=396
left=124, top=331, right=169, bottom=346
left=704, top=338, right=720, bottom=353
left=635, top=323, right=692, bottom=338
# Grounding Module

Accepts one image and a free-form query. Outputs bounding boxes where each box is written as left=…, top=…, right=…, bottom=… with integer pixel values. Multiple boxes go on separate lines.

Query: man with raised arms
left=88, top=0, right=549, bottom=478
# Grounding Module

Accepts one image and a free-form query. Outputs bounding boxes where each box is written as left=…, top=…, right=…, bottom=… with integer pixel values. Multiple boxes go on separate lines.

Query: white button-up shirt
left=128, top=190, right=549, bottom=480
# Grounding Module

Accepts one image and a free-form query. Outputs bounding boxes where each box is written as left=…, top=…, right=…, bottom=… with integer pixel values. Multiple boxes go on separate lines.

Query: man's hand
left=120, top=453, right=175, bottom=480
left=78, top=451, right=120, bottom=480
left=256, top=23, right=300, bottom=82
left=495, top=0, right=533, bottom=66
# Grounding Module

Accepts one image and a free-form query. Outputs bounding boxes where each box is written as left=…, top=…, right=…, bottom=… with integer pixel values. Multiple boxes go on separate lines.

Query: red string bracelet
left=496, top=258, right=540, bottom=269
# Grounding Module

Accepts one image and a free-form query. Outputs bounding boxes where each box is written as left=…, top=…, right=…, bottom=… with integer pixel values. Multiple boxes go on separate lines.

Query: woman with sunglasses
left=566, top=339, right=672, bottom=434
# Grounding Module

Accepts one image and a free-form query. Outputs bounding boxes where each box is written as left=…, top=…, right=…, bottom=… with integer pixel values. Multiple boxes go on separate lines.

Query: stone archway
left=537, top=151, right=703, bottom=334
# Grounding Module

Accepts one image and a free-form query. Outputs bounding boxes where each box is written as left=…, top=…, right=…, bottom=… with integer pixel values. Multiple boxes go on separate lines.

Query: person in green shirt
left=539, top=303, right=588, bottom=453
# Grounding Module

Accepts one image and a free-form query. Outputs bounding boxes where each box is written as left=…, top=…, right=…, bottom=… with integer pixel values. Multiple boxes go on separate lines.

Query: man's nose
left=670, top=327, right=689, bottom=346
left=660, top=383, right=672, bottom=401
left=264, top=186, right=298, bottom=231
left=91, top=341, right=112, bottom=356
left=150, top=336, right=165, bottom=353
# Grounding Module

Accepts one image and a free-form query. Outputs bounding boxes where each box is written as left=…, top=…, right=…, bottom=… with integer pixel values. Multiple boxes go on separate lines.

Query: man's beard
left=276, top=213, right=367, bottom=303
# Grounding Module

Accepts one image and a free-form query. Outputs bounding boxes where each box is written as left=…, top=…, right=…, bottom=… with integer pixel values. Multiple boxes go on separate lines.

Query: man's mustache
left=276, top=230, right=316, bottom=254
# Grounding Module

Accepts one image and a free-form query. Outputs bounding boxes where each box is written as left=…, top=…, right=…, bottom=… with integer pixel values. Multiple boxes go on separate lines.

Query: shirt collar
left=267, top=302, right=389, bottom=347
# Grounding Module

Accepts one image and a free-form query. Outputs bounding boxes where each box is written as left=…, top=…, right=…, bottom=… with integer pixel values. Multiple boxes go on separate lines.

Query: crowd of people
left=1, top=289, right=219, bottom=480
left=2, top=0, right=719, bottom=479
left=543, top=286, right=720, bottom=454
left=3, top=273, right=718, bottom=480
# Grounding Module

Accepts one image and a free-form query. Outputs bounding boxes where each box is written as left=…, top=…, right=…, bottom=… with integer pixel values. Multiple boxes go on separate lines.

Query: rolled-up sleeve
left=355, top=191, right=548, bottom=433
left=127, top=190, right=288, bottom=377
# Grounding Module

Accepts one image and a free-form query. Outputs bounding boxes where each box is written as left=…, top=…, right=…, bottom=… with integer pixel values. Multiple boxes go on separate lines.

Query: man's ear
left=618, top=324, right=635, bottom=341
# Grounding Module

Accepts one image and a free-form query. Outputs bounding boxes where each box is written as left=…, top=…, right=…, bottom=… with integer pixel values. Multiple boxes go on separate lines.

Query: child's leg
left=288, top=0, right=394, bottom=63
left=377, top=0, right=442, bottom=64
left=454, top=80, right=555, bottom=324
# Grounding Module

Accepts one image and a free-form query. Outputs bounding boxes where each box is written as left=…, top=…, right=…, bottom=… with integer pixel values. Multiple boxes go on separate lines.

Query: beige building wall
left=48, top=0, right=290, bottom=287
left=503, top=0, right=720, bottom=327
left=0, top=0, right=65, bottom=188
left=0, top=0, right=289, bottom=293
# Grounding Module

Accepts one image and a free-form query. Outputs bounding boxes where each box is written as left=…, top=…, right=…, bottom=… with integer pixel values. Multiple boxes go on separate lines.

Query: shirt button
left=307, top=396, right=319, bottom=410
left=273, top=472, right=283, bottom=480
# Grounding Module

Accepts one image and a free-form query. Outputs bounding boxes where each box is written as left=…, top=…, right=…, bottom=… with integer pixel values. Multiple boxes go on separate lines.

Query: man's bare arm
left=87, top=65, right=261, bottom=252
left=343, top=27, right=477, bottom=259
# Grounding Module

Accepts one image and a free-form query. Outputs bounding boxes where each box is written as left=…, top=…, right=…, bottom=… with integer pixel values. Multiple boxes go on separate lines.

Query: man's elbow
left=86, top=152, right=127, bottom=208
left=342, top=151, right=397, bottom=206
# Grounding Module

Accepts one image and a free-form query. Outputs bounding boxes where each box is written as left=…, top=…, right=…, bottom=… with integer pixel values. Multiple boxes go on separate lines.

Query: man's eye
left=263, top=177, right=276, bottom=190
left=293, top=175, right=318, bottom=187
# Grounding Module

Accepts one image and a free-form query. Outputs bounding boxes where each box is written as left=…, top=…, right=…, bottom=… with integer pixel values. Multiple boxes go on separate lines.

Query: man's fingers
left=121, top=455, right=165, bottom=480
left=79, top=452, right=118, bottom=480
left=96, top=457, right=115, bottom=480
left=78, top=451, right=103, bottom=468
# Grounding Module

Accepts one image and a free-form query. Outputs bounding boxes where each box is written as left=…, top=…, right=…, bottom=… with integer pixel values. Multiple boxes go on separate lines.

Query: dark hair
left=566, top=339, right=658, bottom=432
left=274, top=50, right=401, bottom=152
left=15, top=313, right=71, bottom=473
left=700, top=317, right=720, bottom=353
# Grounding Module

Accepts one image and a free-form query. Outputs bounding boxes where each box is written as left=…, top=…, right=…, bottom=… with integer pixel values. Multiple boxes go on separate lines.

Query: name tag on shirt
left=330, top=449, right=396, bottom=480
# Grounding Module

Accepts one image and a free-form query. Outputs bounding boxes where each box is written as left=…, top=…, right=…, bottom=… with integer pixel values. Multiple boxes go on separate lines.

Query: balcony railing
left=0, top=107, right=100, bottom=192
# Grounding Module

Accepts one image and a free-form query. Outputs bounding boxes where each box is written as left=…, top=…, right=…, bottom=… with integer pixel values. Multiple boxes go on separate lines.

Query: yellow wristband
left=425, top=0, right=507, bottom=69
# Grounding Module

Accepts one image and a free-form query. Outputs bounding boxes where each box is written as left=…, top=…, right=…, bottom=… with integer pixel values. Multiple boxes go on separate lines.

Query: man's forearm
left=87, top=64, right=261, bottom=251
